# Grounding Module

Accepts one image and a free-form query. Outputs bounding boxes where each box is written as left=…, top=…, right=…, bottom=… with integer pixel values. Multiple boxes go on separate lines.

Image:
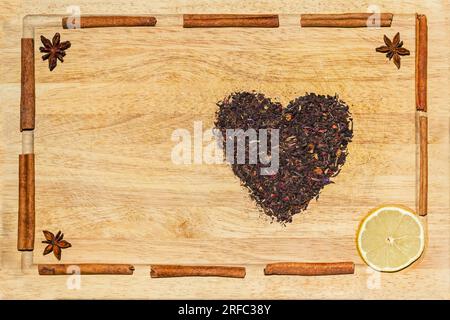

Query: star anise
left=376, top=32, right=410, bottom=69
left=42, top=230, right=72, bottom=260
left=39, top=33, right=71, bottom=71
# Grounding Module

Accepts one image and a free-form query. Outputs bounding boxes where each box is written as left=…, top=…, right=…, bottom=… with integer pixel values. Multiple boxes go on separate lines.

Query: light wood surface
left=1, top=0, right=449, bottom=300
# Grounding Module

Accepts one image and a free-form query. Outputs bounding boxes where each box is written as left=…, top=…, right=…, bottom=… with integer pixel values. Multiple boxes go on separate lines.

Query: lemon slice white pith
left=356, top=205, right=425, bottom=272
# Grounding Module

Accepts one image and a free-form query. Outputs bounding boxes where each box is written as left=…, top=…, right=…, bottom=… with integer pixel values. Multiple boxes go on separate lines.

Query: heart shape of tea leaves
left=215, top=92, right=353, bottom=223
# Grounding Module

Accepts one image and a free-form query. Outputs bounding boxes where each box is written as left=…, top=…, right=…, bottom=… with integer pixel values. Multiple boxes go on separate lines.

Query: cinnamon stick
left=38, top=264, right=135, bottom=275
left=419, top=116, right=428, bottom=216
left=62, top=16, right=157, bottom=29
left=183, top=14, right=279, bottom=28
left=415, top=14, right=428, bottom=111
left=20, top=38, right=35, bottom=131
left=264, top=262, right=355, bottom=276
left=150, top=265, right=246, bottom=278
left=301, top=13, right=393, bottom=27
left=18, top=154, right=35, bottom=251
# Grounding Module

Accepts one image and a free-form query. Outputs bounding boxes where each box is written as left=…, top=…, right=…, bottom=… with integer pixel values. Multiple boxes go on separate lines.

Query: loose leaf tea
left=215, top=92, right=353, bottom=223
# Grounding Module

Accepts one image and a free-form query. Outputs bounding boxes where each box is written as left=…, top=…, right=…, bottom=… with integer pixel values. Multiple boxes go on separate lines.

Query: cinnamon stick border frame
left=300, top=13, right=393, bottom=27
left=18, top=13, right=428, bottom=276
left=38, top=263, right=135, bottom=275
left=415, top=14, right=428, bottom=217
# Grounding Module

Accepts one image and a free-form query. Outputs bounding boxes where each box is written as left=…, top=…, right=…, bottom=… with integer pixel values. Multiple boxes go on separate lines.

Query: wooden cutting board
left=32, top=14, right=416, bottom=265
left=1, top=1, right=449, bottom=300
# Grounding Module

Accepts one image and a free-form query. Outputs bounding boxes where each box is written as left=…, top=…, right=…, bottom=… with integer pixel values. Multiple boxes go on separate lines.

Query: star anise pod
left=42, top=230, right=72, bottom=260
left=39, top=33, right=71, bottom=71
left=376, top=32, right=410, bottom=69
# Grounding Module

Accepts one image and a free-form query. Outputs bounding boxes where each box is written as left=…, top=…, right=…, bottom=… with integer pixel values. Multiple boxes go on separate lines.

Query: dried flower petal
left=48, top=55, right=57, bottom=71
left=41, top=53, right=51, bottom=61
left=396, top=47, right=410, bottom=56
left=39, top=46, right=51, bottom=53
left=57, top=240, right=72, bottom=249
left=53, top=245, right=62, bottom=260
left=40, top=35, right=52, bottom=48
left=383, top=35, right=392, bottom=47
left=43, top=244, right=53, bottom=255
left=59, top=41, right=72, bottom=50
left=392, top=32, right=400, bottom=46
left=375, top=45, right=390, bottom=53
left=393, top=53, right=401, bottom=69
left=52, top=32, right=60, bottom=46
left=43, top=230, right=54, bottom=241
left=57, top=53, right=65, bottom=62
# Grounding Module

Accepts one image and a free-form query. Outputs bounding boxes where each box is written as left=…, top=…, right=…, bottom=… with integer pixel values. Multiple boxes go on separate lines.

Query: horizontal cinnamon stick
left=301, top=13, right=393, bottom=20
left=62, top=16, right=157, bottom=29
left=18, top=154, right=35, bottom=251
left=20, top=38, right=35, bottom=131
left=38, top=264, right=135, bottom=275
left=183, top=14, right=279, bottom=28
left=264, top=262, right=355, bottom=276
left=150, top=265, right=246, bottom=278
left=301, top=13, right=393, bottom=27
left=415, top=14, right=428, bottom=111
left=419, top=116, right=428, bottom=216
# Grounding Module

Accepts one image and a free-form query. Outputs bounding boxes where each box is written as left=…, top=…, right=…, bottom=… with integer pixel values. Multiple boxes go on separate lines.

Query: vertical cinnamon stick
left=38, top=264, right=135, bottom=275
left=183, top=14, right=279, bottom=28
left=415, top=14, right=428, bottom=112
left=300, top=13, right=393, bottom=27
left=419, top=116, right=428, bottom=216
left=150, top=265, right=246, bottom=278
left=18, top=154, right=35, bottom=251
left=20, top=38, right=35, bottom=131
left=62, top=16, right=157, bottom=29
left=264, top=262, right=355, bottom=276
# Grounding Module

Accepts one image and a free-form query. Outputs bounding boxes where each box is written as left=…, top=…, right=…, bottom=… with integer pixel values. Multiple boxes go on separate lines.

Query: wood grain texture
left=0, top=0, right=449, bottom=300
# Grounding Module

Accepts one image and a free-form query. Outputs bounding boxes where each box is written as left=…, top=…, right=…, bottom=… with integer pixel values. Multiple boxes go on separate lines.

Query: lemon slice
left=356, top=205, right=425, bottom=272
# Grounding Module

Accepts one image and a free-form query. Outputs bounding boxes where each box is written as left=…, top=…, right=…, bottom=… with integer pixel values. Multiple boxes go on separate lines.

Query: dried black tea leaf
left=215, top=92, right=353, bottom=223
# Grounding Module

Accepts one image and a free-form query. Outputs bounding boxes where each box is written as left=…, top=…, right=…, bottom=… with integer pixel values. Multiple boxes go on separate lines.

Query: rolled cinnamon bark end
left=150, top=265, right=246, bottom=278
left=415, top=14, right=428, bottom=112
left=18, top=154, right=35, bottom=251
left=419, top=116, right=428, bottom=216
left=301, top=13, right=393, bottom=27
left=62, top=16, right=157, bottom=29
left=264, top=262, right=355, bottom=276
left=20, top=38, right=35, bottom=131
left=38, top=264, right=135, bottom=275
left=183, top=14, right=279, bottom=28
